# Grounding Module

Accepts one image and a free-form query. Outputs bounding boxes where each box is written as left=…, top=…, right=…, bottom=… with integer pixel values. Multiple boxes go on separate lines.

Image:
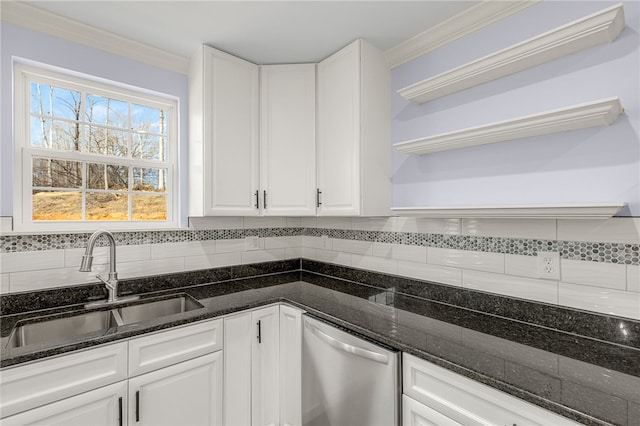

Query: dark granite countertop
left=1, top=260, right=639, bottom=426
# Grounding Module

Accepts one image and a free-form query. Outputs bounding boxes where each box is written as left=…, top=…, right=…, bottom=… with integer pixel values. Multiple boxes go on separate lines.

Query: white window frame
left=13, top=61, right=180, bottom=231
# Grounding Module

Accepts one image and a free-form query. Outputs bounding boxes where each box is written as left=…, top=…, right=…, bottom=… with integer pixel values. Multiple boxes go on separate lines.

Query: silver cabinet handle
left=305, top=321, right=389, bottom=364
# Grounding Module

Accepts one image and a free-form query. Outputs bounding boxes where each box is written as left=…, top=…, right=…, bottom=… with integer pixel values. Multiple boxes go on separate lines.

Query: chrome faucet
left=80, top=230, right=138, bottom=306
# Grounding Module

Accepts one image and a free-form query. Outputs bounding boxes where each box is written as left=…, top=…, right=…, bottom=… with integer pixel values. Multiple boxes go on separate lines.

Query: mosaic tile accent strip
left=1, top=227, right=638, bottom=265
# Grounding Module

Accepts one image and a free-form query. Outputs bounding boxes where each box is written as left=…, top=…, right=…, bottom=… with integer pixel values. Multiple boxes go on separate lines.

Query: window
left=13, top=62, right=179, bottom=230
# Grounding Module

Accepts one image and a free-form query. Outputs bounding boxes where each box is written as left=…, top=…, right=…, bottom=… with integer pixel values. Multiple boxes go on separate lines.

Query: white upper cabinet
left=189, top=45, right=260, bottom=216
left=317, top=39, right=391, bottom=216
left=260, top=64, right=317, bottom=216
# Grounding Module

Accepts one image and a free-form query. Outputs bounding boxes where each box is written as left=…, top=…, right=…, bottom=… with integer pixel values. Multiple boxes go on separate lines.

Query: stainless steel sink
left=6, top=310, right=119, bottom=349
left=116, top=295, right=203, bottom=324
left=6, top=294, right=204, bottom=349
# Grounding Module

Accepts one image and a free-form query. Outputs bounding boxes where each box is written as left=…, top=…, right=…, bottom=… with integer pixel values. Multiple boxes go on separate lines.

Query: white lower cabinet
left=0, top=320, right=223, bottom=426
left=223, top=304, right=303, bottom=426
left=1, top=381, right=127, bottom=426
left=402, top=353, right=580, bottom=426
left=128, top=351, right=222, bottom=426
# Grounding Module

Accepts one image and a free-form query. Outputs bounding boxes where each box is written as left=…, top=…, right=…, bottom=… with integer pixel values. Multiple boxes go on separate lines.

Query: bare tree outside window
left=29, top=80, right=170, bottom=222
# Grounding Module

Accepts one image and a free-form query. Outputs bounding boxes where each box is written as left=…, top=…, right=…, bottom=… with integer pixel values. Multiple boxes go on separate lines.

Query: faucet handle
left=96, top=274, right=116, bottom=291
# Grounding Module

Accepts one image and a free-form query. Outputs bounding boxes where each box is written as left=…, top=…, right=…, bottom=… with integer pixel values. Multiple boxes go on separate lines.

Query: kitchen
left=0, top=1, right=639, bottom=425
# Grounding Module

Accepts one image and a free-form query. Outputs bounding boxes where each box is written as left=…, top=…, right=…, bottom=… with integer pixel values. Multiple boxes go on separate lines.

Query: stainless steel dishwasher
left=301, top=315, right=400, bottom=426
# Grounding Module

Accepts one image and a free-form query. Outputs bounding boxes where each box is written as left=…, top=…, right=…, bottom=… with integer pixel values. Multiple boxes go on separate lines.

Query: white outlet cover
left=321, top=235, right=330, bottom=249
left=537, top=251, right=560, bottom=280
left=245, top=236, right=259, bottom=251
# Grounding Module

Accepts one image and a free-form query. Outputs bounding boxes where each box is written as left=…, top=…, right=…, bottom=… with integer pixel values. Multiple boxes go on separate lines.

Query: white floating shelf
left=398, top=3, right=625, bottom=104
left=394, top=97, right=623, bottom=156
left=391, top=203, right=627, bottom=219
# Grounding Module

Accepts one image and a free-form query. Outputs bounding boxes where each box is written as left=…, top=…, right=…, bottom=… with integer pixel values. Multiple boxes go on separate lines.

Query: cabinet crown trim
left=397, top=3, right=625, bottom=104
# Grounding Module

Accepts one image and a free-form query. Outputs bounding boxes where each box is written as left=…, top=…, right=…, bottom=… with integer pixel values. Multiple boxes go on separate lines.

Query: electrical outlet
left=537, top=251, right=560, bottom=280
left=245, top=236, right=259, bottom=251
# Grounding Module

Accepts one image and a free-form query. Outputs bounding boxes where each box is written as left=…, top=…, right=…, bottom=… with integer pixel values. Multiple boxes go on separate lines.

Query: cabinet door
left=201, top=46, right=259, bottom=216
left=1, top=381, right=127, bottom=426
left=402, top=395, right=463, bottom=426
left=129, top=352, right=223, bottom=426
left=279, top=306, right=303, bottom=426
left=251, top=306, right=280, bottom=426
left=260, top=64, right=317, bottom=216
left=317, top=40, right=361, bottom=216
left=223, top=312, right=253, bottom=426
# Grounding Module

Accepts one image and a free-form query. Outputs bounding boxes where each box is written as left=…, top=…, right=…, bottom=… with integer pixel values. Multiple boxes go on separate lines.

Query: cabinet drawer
left=403, top=395, right=463, bottom=426
left=0, top=342, right=127, bottom=418
left=129, top=319, right=222, bottom=376
left=403, top=353, right=580, bottom=426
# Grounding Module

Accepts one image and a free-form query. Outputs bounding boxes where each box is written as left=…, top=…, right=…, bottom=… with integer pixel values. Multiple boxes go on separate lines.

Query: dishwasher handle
left=305, top=320, right=389, bottom=365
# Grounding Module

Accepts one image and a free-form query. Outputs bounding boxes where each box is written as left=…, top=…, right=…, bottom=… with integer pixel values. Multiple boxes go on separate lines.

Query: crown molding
left=391, top=203, right=627, bottom=219
left=385, top=0, right=540, bottom=68
left=398, top=3, right=625, bottom=104
left=394, top=97, right=623, bottom=156
left=0, top=0, right=189, bottom=75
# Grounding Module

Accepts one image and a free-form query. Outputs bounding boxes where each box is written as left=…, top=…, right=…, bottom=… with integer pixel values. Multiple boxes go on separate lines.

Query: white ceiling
left=22, top=0, right=478, bottom=64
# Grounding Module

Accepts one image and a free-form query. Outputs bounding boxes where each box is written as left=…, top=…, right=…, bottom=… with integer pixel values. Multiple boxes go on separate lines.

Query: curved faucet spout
left=80, top=230, right=125, bottom=305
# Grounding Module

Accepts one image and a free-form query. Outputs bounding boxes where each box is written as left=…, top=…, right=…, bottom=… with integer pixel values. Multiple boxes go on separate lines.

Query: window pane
left=85, top=94, right=128, bottom=128
left=133, top=194, right=166, bottom=220
left=86, top=126, right=128, bottom=157
left=31, top=118, right=82, bottom=151
left=87, top=163, right=128, bottom=190
left=133, top=168, right=166, bottom=192
left=33, top=158, right=82, bottom=188
left=132, top=134, right=165, bottom=160
left=131, top=104, right=165, bottom=134
left=32, top=190, right=81, bottom=220
left=87, top=192, right=128, bottom=220
left=30, top=83, right=81, bottom=120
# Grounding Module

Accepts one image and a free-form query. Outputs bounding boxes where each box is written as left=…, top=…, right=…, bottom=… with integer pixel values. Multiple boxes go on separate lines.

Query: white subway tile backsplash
left=188, top=216, right=244, bottom=230
left=628, top=265, right=640, bottom=292
left=10, top=267, right=109, bottom=292
left=373, top=243, right=426, bottom=263
left=285, top=247, right=302, bottom=259
left=397, top=261, right=462, bottom=287
left=315, top=249, right=351, bottom=267
left=65, top=245, right=151, bottom=268
left=1, top=250, right=65, bottom=273
left=505, top=254, right=539, bottom=279
left=351, top=217, right=395, bottom=232
left=561, top=259, right=627, bottom=291
left=0, top=273, right=9, bottom=294
left=151, top=241, right=216, bottom=259
left=557, top=218, right=640, bottom=244
left=428, top=247, right=504, bottom=274
left=185, top=252, right=242, bottom=270
left=241, top=249, right=285, bottom=264
left=352, top=254, right=398, bottom=275
left=559, top=282, right=640, bottom=319
left=332, top=239, right=373, bottom=256
left=118, top=258, right=186, bottom=279
left=396, top=217, right=460, bottom=234
left=215, top=239, right=246, bottom=254
left=462, top=219, right=556, bottom=240
left=285, top=217, right=303, bottom=227
left=463, top=270, right=558, bottom=304
left=302, top=236, right=325, bottom=249
left=301, top=217, right=317, bottom=228
left=244, top=216, right=287, bottom=229
left=263, top=236, right=301, bottom=250
left=316, top=217, right=352, bottom=229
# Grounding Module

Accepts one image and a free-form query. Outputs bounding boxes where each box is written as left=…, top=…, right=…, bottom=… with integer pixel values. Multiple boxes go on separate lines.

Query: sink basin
left=6, top=310, right=119, bottom=349
left=116, top=295, right=204, bottom=324
left=5, top=294, right=205, bottom=349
